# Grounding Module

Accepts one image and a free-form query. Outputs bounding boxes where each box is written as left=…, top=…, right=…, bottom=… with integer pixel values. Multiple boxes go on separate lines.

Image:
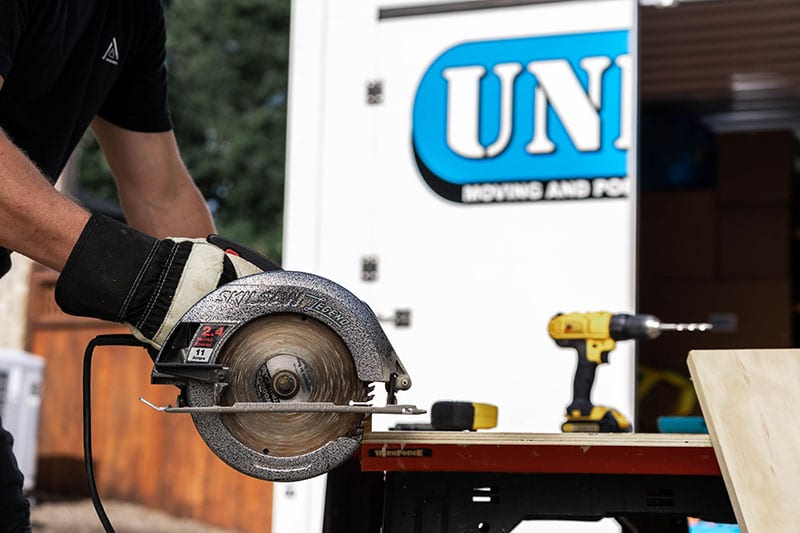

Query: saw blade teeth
left=210, top=313, right=368, bottom=458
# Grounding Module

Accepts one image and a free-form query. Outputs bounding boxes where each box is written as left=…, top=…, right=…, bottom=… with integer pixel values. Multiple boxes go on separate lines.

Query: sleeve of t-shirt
left=0, top=0, right=28, bottom=80
left=97, top=0, right=172, bottom=132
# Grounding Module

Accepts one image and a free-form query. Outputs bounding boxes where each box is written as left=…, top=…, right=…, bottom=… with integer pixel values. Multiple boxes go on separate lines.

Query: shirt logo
left=102, top=38, right=119, bottom=65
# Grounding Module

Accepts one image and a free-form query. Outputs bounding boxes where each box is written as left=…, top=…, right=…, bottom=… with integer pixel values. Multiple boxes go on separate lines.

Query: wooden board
left=688, top=349, right=800, bottom=532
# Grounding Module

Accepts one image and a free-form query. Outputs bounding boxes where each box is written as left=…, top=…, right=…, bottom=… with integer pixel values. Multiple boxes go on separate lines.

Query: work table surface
left=361, top=431, right=720, bottom=476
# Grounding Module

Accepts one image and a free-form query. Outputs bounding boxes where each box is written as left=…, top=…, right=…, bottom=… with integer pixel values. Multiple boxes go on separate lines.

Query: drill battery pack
left=562, top=405, right=632, bottom=433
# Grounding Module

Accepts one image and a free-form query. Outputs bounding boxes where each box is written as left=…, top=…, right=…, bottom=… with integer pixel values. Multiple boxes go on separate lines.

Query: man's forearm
left=91, top=117, right=216, bottom=239
left=0, top=128, right=90, bottom=271
left=119, top=175, right=216, bottom=239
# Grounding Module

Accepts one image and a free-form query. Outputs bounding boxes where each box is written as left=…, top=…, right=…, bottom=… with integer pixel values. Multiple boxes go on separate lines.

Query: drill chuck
left=609, top=313, right=663, bottom=341
left=609, top=313, right=714, bottom=341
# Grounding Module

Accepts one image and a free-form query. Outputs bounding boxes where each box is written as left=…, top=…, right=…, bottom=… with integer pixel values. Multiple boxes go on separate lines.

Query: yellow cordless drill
left=549, top=311, right=716, bottom=433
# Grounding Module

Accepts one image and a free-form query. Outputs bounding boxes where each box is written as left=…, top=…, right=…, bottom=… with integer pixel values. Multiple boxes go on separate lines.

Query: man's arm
left=90, top=116, right=215, bottom=239
left=0, top=76, right=91, bottom=271
left=0, top=76, right=265, bottom=349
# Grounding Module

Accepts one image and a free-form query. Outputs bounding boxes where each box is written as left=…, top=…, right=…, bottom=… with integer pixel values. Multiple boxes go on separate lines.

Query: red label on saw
left=187, top=324, right=228, bottom=363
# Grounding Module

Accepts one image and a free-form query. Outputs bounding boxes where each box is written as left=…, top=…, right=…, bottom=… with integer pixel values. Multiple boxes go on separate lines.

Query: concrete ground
left=30, top=496, right=239, bottom=533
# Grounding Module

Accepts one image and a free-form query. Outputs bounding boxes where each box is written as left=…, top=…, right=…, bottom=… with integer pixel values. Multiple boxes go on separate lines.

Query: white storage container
left=0, top=350, right=45, bottom=492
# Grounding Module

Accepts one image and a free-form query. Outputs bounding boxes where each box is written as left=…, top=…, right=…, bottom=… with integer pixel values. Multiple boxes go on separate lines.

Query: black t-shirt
left=0, top=0, right=173, bottom=182
left=0, top=0, right=174, bottom=279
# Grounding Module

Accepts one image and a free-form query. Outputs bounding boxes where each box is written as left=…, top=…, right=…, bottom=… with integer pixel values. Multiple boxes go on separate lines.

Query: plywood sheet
left=688, top=349, right=800, bottom=532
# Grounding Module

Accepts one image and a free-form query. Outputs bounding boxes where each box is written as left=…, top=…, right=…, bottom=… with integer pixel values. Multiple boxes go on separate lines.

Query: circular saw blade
left=216, top=313, right=367, bottom=457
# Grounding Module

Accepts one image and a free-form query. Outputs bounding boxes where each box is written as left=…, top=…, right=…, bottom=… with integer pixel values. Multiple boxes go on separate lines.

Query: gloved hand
left=55, top=213, right=279, bottom=349
left=0, top=247, right=11, bottom=278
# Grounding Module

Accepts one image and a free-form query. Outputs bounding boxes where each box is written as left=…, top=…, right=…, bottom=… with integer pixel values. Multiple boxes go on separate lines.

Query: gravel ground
left=30, top=496, right=239, bottom=533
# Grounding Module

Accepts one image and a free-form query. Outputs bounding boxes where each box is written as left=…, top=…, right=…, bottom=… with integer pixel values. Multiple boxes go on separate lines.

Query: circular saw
left=143, top=270, right=421, bottom=482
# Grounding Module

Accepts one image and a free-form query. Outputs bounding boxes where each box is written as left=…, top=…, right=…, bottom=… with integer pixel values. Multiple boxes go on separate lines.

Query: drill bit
left=657, top=321, right=713, bottom=332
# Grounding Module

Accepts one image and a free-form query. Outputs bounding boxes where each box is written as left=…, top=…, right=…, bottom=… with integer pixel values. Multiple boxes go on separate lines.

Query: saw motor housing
left=150, top=270, right=412, bottom=482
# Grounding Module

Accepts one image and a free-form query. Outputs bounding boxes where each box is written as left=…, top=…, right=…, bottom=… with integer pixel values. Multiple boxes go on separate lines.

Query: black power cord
left=83, top=334, right=150, bottom=533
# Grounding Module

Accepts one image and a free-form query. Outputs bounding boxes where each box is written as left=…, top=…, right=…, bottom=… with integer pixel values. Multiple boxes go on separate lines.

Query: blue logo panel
left=412, top=30, right=630, bottom=203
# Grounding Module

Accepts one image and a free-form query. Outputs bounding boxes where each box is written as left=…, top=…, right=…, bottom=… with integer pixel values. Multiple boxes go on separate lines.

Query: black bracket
left=381, top=472, right=735, bottom=533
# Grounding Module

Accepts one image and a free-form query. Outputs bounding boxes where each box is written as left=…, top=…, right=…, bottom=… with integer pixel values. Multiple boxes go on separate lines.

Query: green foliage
left=79, top=0, right=290, bottom=261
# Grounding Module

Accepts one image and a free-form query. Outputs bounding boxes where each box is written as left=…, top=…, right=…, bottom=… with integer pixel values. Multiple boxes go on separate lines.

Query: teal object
left=689, top=521, right=740, bottom=532
left=657, top=416, right=708, bottom=434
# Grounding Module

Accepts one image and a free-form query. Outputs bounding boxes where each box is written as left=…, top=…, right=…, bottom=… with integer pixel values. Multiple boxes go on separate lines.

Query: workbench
left=323, top=431, right=735, bottom=533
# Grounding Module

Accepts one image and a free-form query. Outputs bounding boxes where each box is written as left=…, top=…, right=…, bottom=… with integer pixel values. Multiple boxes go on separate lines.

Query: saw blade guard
left=150, top=270, right=413, bottom=482
left=154, top=270, right=410, bottom=387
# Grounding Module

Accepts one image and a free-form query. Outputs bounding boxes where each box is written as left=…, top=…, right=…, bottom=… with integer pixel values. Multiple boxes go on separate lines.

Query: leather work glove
left=55, top=213, right=279, bottom=349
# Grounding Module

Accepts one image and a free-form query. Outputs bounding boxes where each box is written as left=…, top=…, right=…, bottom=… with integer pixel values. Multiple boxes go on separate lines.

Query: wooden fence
left=27, top=265, right=273, bottom=532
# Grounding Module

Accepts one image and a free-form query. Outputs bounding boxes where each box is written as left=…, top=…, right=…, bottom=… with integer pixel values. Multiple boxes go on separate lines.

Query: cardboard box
left=638, top=278, right=792, bottom=372
left=716, top=131, right=796, bottom=205
left=639, top=190, right=716, bottom=280
left=717, top=206, right=790, bottom=279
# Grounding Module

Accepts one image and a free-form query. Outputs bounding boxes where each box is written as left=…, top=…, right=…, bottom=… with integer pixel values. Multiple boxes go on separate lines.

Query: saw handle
left=207, top=234, right=282, bottom=272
